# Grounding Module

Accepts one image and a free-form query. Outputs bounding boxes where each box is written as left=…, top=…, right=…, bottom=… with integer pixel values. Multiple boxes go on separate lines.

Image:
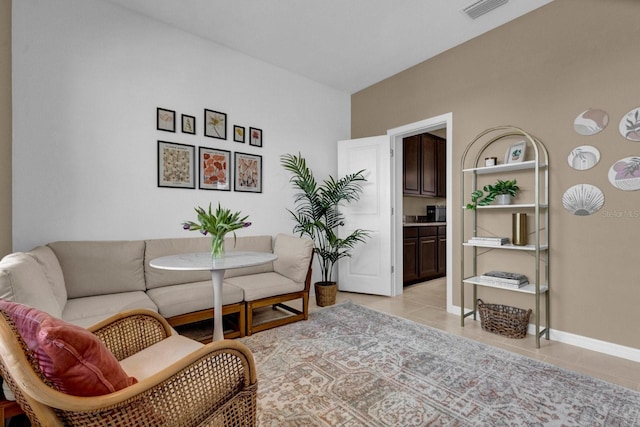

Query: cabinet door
left=403, top=135, right=420, bottom=194
left=420, top=134, right=437, bottom=196
left=437, top=227, right=447, bottom=275
left=436, top=137, right=446, bottom=197
left=403, top=237, right=419, bottom=283
left=418, top=236, right=438, bottom=279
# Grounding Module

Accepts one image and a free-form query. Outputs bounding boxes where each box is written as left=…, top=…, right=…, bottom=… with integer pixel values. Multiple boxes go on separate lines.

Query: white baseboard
left=449, top=305, right=640, bottom=363
left=547, top=328, right=640, bottom=363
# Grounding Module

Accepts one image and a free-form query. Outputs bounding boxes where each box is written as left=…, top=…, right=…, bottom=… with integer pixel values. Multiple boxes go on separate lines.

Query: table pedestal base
left=211, top=269, right=225, bottom=341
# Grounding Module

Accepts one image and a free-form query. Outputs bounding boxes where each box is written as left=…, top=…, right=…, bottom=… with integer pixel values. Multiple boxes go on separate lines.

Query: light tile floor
left=308, top=278, right=640, bottom=392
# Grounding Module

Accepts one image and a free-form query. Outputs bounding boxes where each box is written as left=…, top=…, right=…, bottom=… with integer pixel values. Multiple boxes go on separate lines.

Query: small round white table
left=149, top=251, right=277, bottom=341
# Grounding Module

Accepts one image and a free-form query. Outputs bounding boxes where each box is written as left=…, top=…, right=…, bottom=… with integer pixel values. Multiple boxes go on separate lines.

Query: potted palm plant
left=281, top=153, right=370, bottom=306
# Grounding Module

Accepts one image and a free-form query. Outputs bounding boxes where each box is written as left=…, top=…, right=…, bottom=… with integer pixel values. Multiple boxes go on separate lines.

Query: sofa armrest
left=272, top=234, right=314, bottom=283
left=88, top=309, right=173, bottom=361
left=21, top=340, right=257, bottom=426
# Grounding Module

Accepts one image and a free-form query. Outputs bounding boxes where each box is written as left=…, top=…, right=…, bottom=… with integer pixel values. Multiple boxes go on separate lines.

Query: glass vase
left=210, top=233, right=226, bottom=258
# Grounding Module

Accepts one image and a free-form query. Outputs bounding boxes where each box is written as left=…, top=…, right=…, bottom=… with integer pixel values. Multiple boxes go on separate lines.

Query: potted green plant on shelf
left=466, top=179, right=520, bottom=209
left=281, top=153, right=370, bottom=307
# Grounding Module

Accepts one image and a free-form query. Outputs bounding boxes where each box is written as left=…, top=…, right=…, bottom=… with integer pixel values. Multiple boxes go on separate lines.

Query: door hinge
left=391, top=265, right=395, bottom=273
left=390, top=148, right=394, bottom=157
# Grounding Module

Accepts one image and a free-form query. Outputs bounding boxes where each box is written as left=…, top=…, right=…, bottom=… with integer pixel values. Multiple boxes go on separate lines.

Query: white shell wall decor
left=573, top=109, right=609, bottom=136
left=608, top=157, right=640, bottom=190
left=562, top=184, right=604, bottom=216
left=619, top=107, right=640, bottom=141
left=567, top=145, right=600, bottom=170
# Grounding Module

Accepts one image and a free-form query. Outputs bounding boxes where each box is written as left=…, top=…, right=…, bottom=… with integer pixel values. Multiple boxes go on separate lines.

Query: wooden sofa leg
left=302, top=294, right=309, bottom=320
left=239, top=304, right=246, bottom=338
left=245, top=303, right=253, bottom=336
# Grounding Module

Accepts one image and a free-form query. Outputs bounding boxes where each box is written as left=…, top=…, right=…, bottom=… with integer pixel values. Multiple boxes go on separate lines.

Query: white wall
left=12, top=0, right=350, bottom=253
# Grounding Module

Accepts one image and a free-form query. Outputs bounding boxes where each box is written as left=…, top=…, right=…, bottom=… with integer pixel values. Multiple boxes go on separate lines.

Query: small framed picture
left=234, top=125, right=245, bottom=143
left=505, top=140, right=527, bottom=164
left=204, top=109, right=227, bottom=140
left=157, top=108, right=175, bottom=132
left=181, top=114, right=196, bottom=135
left=249, top=127, right=262, bottom=147
left=157, top=141, right=195, bottom=189
left=234, top=152, right=262, bottom=193
left=199, top=147, right=231, bottom=191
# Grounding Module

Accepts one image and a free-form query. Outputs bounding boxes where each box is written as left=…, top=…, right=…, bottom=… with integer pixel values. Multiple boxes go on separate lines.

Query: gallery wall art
left=157, top=141, right=195, bottom=189
left=155, top=106, right=264, bottom=192
left=199, top=148, right=231, bottom=191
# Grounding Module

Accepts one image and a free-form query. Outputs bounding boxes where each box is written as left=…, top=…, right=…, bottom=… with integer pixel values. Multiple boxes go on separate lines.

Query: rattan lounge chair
left=0, top=308, right=257, bottom=426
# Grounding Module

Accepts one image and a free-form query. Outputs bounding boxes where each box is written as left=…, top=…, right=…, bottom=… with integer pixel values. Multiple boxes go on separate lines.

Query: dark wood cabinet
left=403, top=227, right=419, bottom=283
left=403, top=133, right=446, bottom=197
left=436, top=137, right=446, bottom=197
left=403, top=225, right=446, bottom=284
left=418, top=227, right=438, bottom=278
left=437, top=226, right=447, bottom=275
left=402, top=135, right=421, bottom=195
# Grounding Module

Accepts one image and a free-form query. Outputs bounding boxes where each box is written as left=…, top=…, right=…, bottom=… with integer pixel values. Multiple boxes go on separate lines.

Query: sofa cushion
left=273, top=234, right=314, bottom=284
left=223, top=235, right=274, bottom=278
left=225, top=272, right=304, bottom=301
left=0, top=253, right=62, bottom=318
left=119, top=334, right=204, bottom=381
left=62, top=292, right=158, bottom=328
left=28, top=246, right=67, bottom=310
left=146, top=281, right=244, bottom=318
left=144, top=237, right=212, bottom=290
left=48, top=241, right=146, bottom=298
left=0, top=299, right=137, bottom=396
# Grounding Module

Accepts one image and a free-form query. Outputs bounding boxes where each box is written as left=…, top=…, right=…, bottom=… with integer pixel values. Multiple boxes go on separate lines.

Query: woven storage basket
left=477, top=299, right=532, bottom=339
left=315, top=282, right=337, bottom=307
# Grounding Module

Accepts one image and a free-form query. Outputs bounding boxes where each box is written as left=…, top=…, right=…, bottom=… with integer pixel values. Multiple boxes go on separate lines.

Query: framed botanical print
left=199, top=147, right=231, bottom=191
left=157, top=108, right=175, bottom=132
left=204, top=109, right=227, bottom=140
left=181, top=114, right=196, bottom=134
left=234, top=125, right=245, bottom=143
left=234, top=152, right=262, bottom=193
left=505, top=140, right=526, bottom=164
left=249, top=127, right=262, bottom=147
left=157, top=141, right=195, bottom=189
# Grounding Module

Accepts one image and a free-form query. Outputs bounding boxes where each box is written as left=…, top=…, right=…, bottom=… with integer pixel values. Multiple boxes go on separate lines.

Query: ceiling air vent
left=462, top=0, right=509, bottom=20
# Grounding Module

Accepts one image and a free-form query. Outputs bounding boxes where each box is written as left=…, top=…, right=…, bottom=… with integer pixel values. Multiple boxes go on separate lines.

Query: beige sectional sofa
left=0, top=234, right=314, bottom=338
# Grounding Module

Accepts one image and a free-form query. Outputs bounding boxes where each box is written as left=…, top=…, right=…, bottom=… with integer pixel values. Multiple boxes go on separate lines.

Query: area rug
left=239, top=301, right=640, bottom=426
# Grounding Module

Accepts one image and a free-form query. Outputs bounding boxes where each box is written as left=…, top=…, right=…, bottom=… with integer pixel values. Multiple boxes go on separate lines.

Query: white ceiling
left=103, top=0, right=553, bottom=93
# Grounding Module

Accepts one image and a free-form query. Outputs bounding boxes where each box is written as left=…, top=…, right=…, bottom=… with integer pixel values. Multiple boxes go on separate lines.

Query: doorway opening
left=388, top=113, right=454, bottom=314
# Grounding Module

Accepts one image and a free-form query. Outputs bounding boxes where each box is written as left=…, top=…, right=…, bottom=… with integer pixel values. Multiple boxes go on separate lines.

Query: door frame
left=388, top=113, right=453, bottom=312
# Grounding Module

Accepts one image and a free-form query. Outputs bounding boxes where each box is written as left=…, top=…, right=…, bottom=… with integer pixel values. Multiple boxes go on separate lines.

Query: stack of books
left=479, top=271, right=529, bottom=289
left=468, top=236, right=510, bottom=246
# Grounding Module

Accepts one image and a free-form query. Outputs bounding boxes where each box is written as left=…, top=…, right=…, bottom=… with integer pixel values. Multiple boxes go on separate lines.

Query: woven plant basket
left=315, top=282, right=337, bottom=307
left=477, top=299, right=532, bottom=339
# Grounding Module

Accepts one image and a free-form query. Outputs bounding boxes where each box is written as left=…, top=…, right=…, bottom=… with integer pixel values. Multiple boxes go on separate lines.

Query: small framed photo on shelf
left=505, top=140, right=526, bottom=164
left=249, top=127, right=262, bottom=147
left=234, top=152, right=262, bottom=193
left=157, top=141, right=195, bottom=189
left=181, top=114, right=196, bottom=134
left=233, top=125, right=245, bottom=143
left=199, top=147, right=231, bottom=191
left=157, top=108, right=175, bottom=132
left=204, top=109, right=227, bottom=140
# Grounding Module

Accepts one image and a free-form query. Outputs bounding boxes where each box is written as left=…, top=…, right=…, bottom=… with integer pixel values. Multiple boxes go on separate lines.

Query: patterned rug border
left=241, top=300, right=640, bottom=426
left=318, top=300, right=637, bottom=394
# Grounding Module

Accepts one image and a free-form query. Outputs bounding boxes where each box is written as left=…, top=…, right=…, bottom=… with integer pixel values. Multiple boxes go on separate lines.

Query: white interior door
left=337, top=136, right=393, bottom=296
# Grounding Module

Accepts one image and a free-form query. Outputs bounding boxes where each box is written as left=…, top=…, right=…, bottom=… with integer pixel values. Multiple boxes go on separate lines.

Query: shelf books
left=468, top=236, right=509, bottom=246
left=479, top=271, right=529, bottom=288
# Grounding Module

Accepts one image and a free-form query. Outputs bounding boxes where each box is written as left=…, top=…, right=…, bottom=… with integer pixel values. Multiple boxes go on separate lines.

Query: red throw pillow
left=0, top=299, right=137, bottom=396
